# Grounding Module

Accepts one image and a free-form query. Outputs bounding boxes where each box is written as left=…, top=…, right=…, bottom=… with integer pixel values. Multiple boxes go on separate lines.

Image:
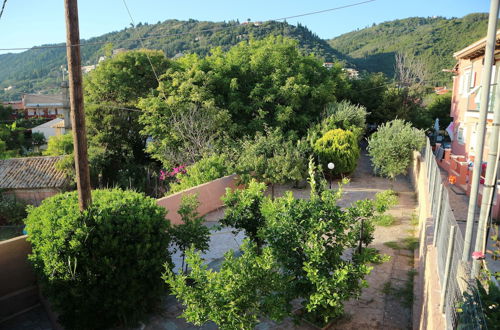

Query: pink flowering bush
left=160, top=165, right=187, bottom=181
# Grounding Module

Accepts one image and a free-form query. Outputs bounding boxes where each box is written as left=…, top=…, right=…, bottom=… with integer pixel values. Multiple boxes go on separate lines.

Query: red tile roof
left=0, top=156, right=68, bottom=189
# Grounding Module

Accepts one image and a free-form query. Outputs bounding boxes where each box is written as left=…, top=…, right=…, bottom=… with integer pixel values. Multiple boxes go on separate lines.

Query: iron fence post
left=433, top=184, right=445, bottom=246
left=440, top=225, right=456, bottom=314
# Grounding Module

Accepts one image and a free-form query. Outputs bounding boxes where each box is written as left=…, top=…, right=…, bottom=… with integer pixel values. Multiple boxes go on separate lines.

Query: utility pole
left=64, top=0, right=92, bottom=210
left=462, top=0, right=499, bottom=262
left=472, top=74, right=500, bottom=276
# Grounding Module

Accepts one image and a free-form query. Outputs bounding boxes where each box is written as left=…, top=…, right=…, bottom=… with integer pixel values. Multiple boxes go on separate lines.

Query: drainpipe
left=61, top=81, right=72, bottom=131
left=462, top=0, right=500, bottom=263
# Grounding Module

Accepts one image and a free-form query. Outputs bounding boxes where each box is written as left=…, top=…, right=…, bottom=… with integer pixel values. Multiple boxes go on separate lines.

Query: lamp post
left=327, top=162, right=335, bottom=189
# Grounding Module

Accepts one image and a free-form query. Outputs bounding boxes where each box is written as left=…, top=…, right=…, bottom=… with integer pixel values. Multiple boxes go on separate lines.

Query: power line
left=0, top=0, right=376, bottom=52
left=0, top=0, right=7, bottom=21
left=121, top=0, right=162, bottom=90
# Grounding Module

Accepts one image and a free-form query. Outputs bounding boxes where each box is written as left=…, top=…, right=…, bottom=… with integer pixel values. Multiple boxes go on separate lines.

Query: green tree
left=139, top=36, right=346, bottom=165
left=313, top=129, right=360, bottom=176
left=164, top=242, right=290, bottom=330
left=412, top=92, right=452, bottom=130
left=43, top=133, right=73, bottom=156
left=170, top=194, right=210, bottom=273
left=168, top=154, right=232, bottom=195
left=84, top=49, right=172, bottom=190
left=221, top=180, right=267, bottom=248
left=31, top=132, right=46, bottom=152
left=368, top=119, right=425, bottom=179
left=236, top=127, right=307, bottom=198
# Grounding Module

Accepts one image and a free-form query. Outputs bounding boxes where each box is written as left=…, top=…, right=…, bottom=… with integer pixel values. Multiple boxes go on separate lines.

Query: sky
left=0, top=0, right=492, bottom=54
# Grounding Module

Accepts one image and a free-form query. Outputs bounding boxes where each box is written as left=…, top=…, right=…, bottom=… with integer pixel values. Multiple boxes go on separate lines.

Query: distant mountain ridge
left=0, top=13, right=492, bottom=100
left=0, top=19, right=347, bottom=100
left=328, top=13, right=490, bottom=84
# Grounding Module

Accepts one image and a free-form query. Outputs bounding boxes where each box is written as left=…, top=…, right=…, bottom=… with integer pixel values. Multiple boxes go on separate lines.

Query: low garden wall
left=0, top=235, right=38, bottom=323
left=157, top=174, right=239, bottom=225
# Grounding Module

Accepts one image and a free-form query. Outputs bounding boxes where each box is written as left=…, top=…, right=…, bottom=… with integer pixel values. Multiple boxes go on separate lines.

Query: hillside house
left=21, top=94, right=65, bottom=119
left=0, top=156, right=68, bottom=205
left=436, top=30, right=500, bottom=220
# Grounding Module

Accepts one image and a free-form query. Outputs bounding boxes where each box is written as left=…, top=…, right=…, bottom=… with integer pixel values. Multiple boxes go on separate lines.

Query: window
left=457, top=127, right=465, bottom=144
left=460, top=69, right=472, bottom=95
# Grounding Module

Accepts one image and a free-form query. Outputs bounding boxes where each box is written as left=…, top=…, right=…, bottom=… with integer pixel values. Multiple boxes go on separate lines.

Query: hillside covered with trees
left=328, top=13, right=490, bottom=84
left=0, top=20, right=346, bottom=100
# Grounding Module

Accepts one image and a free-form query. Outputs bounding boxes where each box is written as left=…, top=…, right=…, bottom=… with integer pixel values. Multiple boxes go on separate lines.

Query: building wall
left=3, top=188, right=61, bottom=206
left=0, top=235, right=38, bottom=323
left=156, top=174, right=239, bottom=225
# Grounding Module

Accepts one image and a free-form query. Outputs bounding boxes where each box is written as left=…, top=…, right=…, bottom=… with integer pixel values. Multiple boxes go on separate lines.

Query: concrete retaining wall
left=157, top=174, right=238, bottom=225
left=409, top=151, right=446, bottom=330
left=0, top=235, right=38, bottom=323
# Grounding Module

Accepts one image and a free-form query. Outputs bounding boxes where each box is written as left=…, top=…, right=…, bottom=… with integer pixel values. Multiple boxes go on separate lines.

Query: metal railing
left=422, top=138, right=488, bottom=329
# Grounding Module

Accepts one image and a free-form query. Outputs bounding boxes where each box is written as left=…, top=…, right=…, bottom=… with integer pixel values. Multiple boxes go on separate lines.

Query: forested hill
left=0, top=20, right=346, bottom=100
left=328, top=13, right=490, bottom=84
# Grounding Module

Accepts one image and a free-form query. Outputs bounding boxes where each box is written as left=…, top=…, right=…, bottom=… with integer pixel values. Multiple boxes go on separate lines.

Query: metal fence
left=422, top=138, right=488, bottom=329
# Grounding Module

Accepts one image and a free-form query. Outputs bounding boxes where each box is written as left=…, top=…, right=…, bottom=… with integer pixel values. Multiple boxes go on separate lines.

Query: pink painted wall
left=156, top=174, right=239, bottom=225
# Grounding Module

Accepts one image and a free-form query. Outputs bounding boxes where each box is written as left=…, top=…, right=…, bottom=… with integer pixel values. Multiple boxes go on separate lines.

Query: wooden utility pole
left=64, top=0, right=92, bottom=210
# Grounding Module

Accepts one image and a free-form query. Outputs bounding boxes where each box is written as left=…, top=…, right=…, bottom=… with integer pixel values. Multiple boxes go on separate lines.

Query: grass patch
left=384, top=241, right=402, bottom=250
left=364, top=247, right=392, bottom=264
left=373, top=214, right=397, bottom=226
left=381, top=269, right=418, bottom=308
left=403, top=237, right=419, bottom=250
left=410, top=212, right=419, bottom=226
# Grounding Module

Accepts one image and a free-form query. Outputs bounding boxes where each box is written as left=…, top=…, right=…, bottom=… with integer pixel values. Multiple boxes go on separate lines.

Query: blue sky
left=0, top=0, right=491, bottom=54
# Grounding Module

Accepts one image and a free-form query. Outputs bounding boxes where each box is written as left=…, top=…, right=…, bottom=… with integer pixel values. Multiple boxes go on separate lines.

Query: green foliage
left=43, top=133, right=73, bottom=156
left=374, top=190, right=398, bottom=213
left=260, top=185, right=378, bottom=323
left=84, top=50, right=171, bottom=191
left=164, top=241, right=290, bottom=330
left=368, top=119, right=425, bottom=179
left=0, top=20, right=346, bottom=101
left=373, top=214, right=397, bottom=226
left=168, top=154, right=232, bottom=195
left=236, top=127, right=308, bottom=196
left=0, top=193, right=27, bottom=225
left=329, top=14, right=490, bottom=83
left=139, top=36, right=345, bottom=162
left=313, top=128, right=360, bottom=176
left=323, top=100, right=368, bottom=133
left=412, top=92, right=452, bottom=130
left=31, top=132, right=46, bottom=148
left=170, top=194, right=210, bottom=273
left=24, top=189, right=171, bottom=329
left=221, top=180, right=267, bottom=247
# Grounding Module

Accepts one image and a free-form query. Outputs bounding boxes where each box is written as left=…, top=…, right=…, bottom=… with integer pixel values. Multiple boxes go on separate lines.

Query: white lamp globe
left=327, top=162, right=335, bottom=170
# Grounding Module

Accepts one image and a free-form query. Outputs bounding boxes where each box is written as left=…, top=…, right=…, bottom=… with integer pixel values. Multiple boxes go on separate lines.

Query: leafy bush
left=166, top=163, right=384, bottom=327
left=313, top=128, right=360, bottom=176
left=0, top=193, right=27, bottom=225
left=221, top=180, right=267, bottom=248
left=25, top=189, right=171, bottom=329
left=43, top=133, right=73, bottom=156
left=170, top=194, right=210, bottom=273
left=368, top=119, right=425, bottom=179
left=374, top=190, right=398, bottom=213
left=323, top=100, right=368, bottom=137
left=168, top=154, right=232, bottom=195
left=237, top=127, right=308, bottom=197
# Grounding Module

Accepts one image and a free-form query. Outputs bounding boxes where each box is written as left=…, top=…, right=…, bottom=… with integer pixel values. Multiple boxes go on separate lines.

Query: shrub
left=313, top=128, right=360, bottom=176
left=323, top=100, right=368, bottom=134
left=168, top=154, right=231, bottom=194
left=368, top=119, right=425, bottom=179
left=43, top=133, right=73, bottom=156
left=0, top=193, right=27, bottom=225
left=170, top=194, right=210, bottom=273
left=221, top=180, right=267, bottom=248
left=24, top=189, right=171, bottom=329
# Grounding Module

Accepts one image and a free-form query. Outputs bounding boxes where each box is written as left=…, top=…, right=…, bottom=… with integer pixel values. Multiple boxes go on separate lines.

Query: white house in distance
left=31, top=118, right=67, bottom=140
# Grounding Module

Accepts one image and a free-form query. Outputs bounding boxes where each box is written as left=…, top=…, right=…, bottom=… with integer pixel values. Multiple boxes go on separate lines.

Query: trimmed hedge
left=313, top=129, right=360, bottom=176
left=25, top=189, right=171, bottom=329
